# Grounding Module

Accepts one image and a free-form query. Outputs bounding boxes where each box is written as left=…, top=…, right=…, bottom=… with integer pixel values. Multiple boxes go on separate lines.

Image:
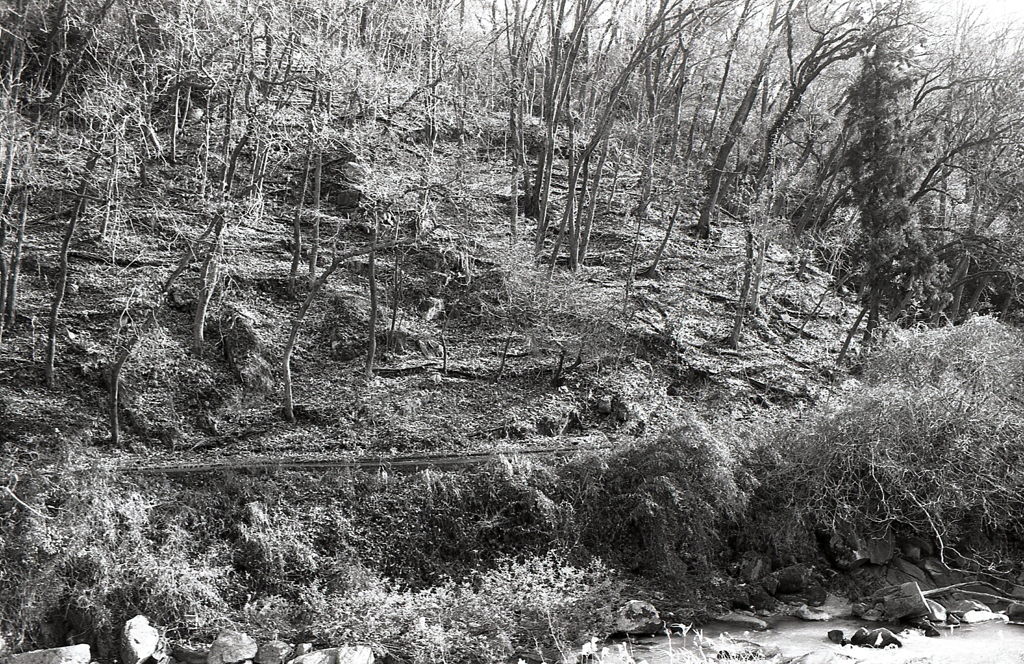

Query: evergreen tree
left=843, top=36, right=937, bottom=336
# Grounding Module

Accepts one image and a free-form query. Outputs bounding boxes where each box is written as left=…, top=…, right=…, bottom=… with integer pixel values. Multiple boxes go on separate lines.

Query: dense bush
left=753, top=317, right=1024, bottom=558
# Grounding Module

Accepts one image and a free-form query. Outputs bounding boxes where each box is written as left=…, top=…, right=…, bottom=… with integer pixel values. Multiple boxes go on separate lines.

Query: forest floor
left=0, top=120, right=859, bottom=473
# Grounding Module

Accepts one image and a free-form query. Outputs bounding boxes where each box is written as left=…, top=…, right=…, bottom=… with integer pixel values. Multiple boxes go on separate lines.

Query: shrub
left=0, top=470, right=233, bottom=652
left=299, top=553, right=626, bottom=664
left=759, top=317, right=1024, bottom=558
left=568, top=416, right=746, bottom=575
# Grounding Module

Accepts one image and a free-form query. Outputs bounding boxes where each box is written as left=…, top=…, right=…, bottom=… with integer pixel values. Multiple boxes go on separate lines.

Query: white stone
left=121, top=615, right=162, bottom=664
left=961, top=610, right=1010, bottom=624
left=2, top=645, right=91, bottom=664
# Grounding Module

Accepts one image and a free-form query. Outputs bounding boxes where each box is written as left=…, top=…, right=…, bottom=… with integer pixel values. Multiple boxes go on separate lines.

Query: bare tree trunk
left=729, top=230, right=755, bottom=349
left=3, top=191, right=27, bottom=330
left=192, top=216, right=225, bottom=355
left=509, top=163, right=519, bottom=240
left=638, top=202, right=679, bottom=279
left=696, top=2, right=779, bottom=240
left=308, top=151, right=322, bottom=278
left=0, top=199, right=7, bottom=341
left=99, top=138, right=119, bottom=238
left=576, top=133, right=609, bottom=265
left=837, top=305, right=868, bottom=367
left=170, top=85, right=180, bottom=166
left=46, top=154, right=99, bottom=387
left=492, top=328, right=513, bottom=383
left=288, top=149, right=312, bottom=298
left=199, top=94, right=211, bottom=200
left=947, top=255, right=970, bottom=324
left=281, top=237, right=415, bottom=421
left=703, top=0, right=753, bottom=155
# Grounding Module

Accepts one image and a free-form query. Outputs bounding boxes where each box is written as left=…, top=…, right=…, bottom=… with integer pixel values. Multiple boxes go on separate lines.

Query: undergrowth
left=0, top=418, right=738, bottom=660
left=746, top=316, right=1024, bottom=561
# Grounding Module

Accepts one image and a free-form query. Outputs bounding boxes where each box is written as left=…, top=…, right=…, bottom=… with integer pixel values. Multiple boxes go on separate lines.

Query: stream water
left=609, top=617, right=1024, bottom=663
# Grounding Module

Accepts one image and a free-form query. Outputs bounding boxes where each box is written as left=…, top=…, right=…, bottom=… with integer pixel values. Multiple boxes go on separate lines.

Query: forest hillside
left=1, top=0, right=1024, bottom=661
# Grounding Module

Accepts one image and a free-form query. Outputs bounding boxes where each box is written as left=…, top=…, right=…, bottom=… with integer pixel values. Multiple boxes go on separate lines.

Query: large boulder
left=924, top=599, right=947, bottom=623
left=121, top=616, right=162, bottom=664
left=873, top=582, right=930, bottom=621
left=207, top=630, right=257, bottom=664
left=940, top=597, right=991, bottom=616
left=613, top=600, right=660, bottom=634
left=255, top=642, right=293, bottom=664
left=766, top=565, right=827, bottom=606
left=961, top=610, right=1009, bottom=624
left=713, top=611, right=769, bottom=631
left=336, top=647, right=372, bottom=664
left=1, top=645, right=91, bottom=664
left=1008, top=603, right=1024, bottom=623
left=793, top=604, right=831, bottom=621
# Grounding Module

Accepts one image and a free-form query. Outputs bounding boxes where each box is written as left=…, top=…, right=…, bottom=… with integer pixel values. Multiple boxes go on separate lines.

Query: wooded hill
left=1, top=0, right=1024, bottom=660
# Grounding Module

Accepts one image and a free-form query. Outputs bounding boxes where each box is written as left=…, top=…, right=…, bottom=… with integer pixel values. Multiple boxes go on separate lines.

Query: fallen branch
left=3, top=481, right=52, bottom=520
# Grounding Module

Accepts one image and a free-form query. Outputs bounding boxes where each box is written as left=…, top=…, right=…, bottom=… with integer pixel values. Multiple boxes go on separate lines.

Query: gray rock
left=208, top=630, right=257, bottom=664
left=614, top=600, right=659, bottom=633
left=287, top=651, right=332, bottom=664
left=925, top=598, right=947, bottom=623
left=786, top=650, right=858, bottom=664
left=2, top=645, right=91, bottom=664
left=850, top=627, right=901, bottom=648
left=709, top=636, right=780, bottom=661
left=793, top=604, right=831, bottom=621
left=713, top=610, right=769, bottom=631
left=342, top=162, right=371, bottom=185
left=1008, top=602, right=1024, bottom=623
left=739, top=553, right=769, bottom=583
left=941, top=598, right=991, bottom=616
left=255, top=642, right=293, bottom=664
left=893, top=557, right=929, bottom=584
left=287, top=648, right=372, bottom=664
left=170, top=645, right=207, bottom=664
left=596, top=395, right=613, bottom=415
left=121, top=616, right=162, bottom=664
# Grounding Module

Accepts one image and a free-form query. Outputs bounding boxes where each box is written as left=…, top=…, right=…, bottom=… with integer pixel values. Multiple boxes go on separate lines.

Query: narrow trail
left=126, top=444, right=615, bottom=476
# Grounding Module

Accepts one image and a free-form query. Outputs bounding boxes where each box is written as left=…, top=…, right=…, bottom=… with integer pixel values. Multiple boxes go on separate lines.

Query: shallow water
left=614, top=617, right=1024, bottom=663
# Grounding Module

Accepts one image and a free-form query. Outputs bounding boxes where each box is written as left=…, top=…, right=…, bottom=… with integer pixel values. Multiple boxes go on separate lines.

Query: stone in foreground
left=121, top=615, right=162, bottom=664
left=613, top=600, right=660, bottom=634
left=1, top=645, right=91, bottom=664
left=713, top=610, right=769, bottom=631
left=208, top=630, right=257, bottom=664
left=255, top=642, right=294, bottom=664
